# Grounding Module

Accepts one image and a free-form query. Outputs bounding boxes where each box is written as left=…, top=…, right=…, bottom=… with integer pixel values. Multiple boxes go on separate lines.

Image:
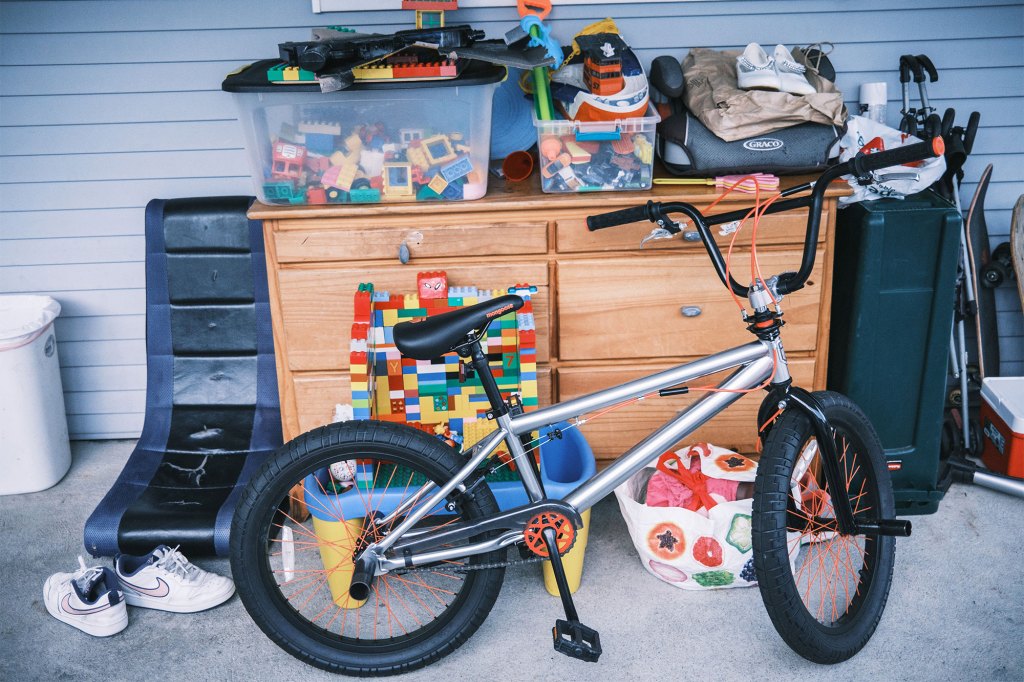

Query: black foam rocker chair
left=84, top=197, right=282, bottom=557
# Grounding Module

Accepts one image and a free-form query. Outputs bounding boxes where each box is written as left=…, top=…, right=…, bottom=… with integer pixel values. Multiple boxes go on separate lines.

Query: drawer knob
left=398, top=241, right=411, bottom=264
left=680, top=305, right=703, bottom=317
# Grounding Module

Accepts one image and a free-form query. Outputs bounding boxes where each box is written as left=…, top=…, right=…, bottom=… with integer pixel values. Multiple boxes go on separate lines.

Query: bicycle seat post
left=460, top=337, right=508, bottom=418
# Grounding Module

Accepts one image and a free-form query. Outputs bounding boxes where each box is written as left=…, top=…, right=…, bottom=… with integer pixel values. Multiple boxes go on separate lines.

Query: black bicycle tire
left=752, top=391, right=896, bottom=664
left=230, top=420, right=506, bottom=676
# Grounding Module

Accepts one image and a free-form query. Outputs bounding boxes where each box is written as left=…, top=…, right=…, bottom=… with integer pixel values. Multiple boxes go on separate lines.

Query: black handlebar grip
left=586, top=203, right=652, bottom=231
left=851, top=137, right=945, bottom=175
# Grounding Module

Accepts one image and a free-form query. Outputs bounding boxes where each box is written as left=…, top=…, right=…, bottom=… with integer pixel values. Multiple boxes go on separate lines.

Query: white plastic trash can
left=0, top=295, right=72, bottom=495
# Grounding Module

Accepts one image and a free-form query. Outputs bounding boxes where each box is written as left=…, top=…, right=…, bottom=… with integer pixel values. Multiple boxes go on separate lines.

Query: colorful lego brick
left=382, top=162, right=414, bottom=197
left=353, top=62, right=395, bottom=80
left=305, top=187, right=327, bottom=204
left=420, top=134, right=457, bottom=165
left=440, top=156, right=473, bottom=182
left=267, top=62, right=315, bottom=82
left=440, top=180, right=464, bottom=200
left=565, top=140, right=592, bottom=164
left=350, top=188, right=381, bottom=203
left=417, top=271, right=448, bottom=299
left=303, top=132, right=336, bottom=157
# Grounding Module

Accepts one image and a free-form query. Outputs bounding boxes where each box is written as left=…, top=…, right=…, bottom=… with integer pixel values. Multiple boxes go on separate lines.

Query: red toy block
left=306, top=187, right=327, bottom=204
left=350, top=351, right=367, bottom=366
left=417, top=271, right=448, bottom=299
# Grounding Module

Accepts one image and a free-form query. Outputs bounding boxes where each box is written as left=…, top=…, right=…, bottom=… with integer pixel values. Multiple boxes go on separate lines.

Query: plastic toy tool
left=517, top=0, right=557, bottom=120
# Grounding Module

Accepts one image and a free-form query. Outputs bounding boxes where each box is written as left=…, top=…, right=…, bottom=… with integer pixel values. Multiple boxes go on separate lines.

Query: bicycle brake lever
left=640, top=226, right=676, bottom=248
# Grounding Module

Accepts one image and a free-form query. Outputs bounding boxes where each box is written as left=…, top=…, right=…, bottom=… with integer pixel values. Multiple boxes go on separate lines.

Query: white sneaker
left=114, top=545, right=235, bottom=613
left=773, top=44, right=816, bottom=95
left=43, top=557, right=128, bottom=637
left=736, top=43, right=780, bottom=91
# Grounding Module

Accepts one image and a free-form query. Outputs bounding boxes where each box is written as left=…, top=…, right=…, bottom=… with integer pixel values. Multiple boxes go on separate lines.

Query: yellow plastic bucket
left=542, top=508, right=590, bottom=596
left=311, top=516, right=367, bottom=608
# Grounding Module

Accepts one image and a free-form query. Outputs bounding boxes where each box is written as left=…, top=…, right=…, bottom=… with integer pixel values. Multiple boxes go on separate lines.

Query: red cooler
left=980, top=377, right=1024, bottom=479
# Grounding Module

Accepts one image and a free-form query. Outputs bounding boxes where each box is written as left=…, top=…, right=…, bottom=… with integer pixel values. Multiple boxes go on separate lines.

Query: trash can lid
left=0, top=295, right=61, bottom=343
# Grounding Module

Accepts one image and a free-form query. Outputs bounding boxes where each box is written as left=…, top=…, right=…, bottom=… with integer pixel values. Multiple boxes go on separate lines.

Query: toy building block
left=350, top=188, right=381, bottom=203
left=610, top=136, right=635, bottom=155
left=359, top=149, right=386, bottom=178
left=267, top=62, right=315, bottom=83
left=400, top=128, right=425, bottom=145
left=306, top=187, right=328, bottom=204
left=382, top=162, right=415, bottom=197
left=303, top=133, right=337, bottom=157
left=271, top=141, right=307, bottom=180
left=417, top=184, right=442, bottom=201
left=305, top=153, right=330, bottom=174
left=565, top=140, right=592, bottom=164
left=353, top=62, right=395, bottom=80
left=420, top=134, right=457, bottom=165
left=633, top=134, right=654, bottom=165
left=407, top=143, right=430, bottom=171
left=418, top=271, right=448, bottom=299
left=440, top=156, right=473, bottom=183
left=322, top=162, right=359, bottom=192
left=325, top=187, right=347, bottom=203
left=427, top=174, right=449, bottom=195
left=299, top=121, right=342, bottom=136
left=441, top=180, right=464, bottom=200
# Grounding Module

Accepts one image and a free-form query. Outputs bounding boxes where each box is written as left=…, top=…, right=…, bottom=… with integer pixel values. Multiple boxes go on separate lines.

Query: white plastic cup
left=859, top=82, right=888, bottom=124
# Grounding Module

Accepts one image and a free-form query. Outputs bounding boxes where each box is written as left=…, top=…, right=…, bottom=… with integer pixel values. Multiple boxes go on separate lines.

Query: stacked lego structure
left=350, top=272, right=537, bottom=458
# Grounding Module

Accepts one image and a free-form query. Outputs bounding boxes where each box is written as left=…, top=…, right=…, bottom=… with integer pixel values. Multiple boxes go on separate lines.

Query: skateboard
left=1012, top=194, right=1024, bottom=310
left=964, top=163, right=999, bottom=379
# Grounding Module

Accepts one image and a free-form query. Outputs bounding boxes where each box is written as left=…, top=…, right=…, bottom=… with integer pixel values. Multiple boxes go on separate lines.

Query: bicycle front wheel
left=230, top=420, right=506, bottom=676
left=752, top=391, right=896, bottom=663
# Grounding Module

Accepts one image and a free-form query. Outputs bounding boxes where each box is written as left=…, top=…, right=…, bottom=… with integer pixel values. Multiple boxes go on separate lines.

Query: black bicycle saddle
left=393, top=294, right=524, bottom=360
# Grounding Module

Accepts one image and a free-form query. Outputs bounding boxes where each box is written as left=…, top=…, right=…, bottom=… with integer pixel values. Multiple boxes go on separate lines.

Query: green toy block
left=349, top=188, right=381, bottom=203
left=433, top=396, right=448, bottom=411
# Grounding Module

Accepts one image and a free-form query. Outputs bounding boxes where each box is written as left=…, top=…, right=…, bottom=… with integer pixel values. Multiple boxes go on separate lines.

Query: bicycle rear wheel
left=230, top=420, right=505, bottom=676
left=752, top=391, right=896, bottom=663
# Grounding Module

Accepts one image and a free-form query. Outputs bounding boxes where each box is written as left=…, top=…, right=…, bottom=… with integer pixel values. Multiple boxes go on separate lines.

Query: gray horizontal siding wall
left=1, top=0, right=1021, bottom=439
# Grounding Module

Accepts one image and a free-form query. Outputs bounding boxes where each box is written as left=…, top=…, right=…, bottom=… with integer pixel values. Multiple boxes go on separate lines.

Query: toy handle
left=518, top=0, right=551, bottom=19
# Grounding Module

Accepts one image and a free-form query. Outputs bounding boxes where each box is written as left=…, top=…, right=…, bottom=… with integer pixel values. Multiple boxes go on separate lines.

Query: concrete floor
left=3, top=440, right=1022, bottom=681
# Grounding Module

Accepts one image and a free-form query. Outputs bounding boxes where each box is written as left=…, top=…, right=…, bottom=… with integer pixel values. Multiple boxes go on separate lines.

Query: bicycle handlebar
left=585, top=137, right=945, bottom=298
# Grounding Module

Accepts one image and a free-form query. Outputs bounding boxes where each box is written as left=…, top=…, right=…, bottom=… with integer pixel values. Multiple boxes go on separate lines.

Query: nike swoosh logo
left=60, top=593, right=112, bottom=616
left=119, top=576, right=170, bottom=598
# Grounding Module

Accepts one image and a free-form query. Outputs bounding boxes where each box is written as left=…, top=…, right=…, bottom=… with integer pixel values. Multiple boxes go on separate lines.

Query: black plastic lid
left=222, top=58, right=505, bottom=93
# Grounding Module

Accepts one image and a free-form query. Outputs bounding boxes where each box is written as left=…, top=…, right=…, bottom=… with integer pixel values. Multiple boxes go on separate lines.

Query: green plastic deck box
left=828, top=191, right=961, bottom=515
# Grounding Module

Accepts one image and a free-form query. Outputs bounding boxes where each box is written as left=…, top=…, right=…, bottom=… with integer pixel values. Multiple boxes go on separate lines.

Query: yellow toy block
left=427, top=174, right=448, bottom=195
left=407, top=145, right=429, bottom=170
left=353, top=63, right=394, bottom=79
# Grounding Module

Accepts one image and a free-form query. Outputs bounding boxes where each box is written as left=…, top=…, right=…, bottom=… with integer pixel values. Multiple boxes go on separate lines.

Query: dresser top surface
left=248, top=173, right=850, bottom=221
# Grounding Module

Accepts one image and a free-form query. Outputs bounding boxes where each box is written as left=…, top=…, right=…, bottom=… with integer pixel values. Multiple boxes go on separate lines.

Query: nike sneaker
left=43, top=557, right=128, bottom=637
left=114, top=545, right=235, bottom=613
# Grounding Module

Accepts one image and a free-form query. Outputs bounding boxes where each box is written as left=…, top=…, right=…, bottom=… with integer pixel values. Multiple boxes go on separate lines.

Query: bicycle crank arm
left=390, top=499, right=583, bottom=555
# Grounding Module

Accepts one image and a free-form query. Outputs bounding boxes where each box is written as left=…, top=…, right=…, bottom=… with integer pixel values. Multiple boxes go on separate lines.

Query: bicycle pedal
left=552, top=619, right=602, bottom=662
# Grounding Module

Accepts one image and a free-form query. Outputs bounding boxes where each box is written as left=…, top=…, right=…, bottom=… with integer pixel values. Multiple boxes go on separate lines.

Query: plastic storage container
left=303, top=422, right=596, bottom=601
left=980, top=377, right=1024, bottom=479
left=223, top=59, right=504, bottom=205
left=827, top=191, right=961, bottom=514
left=0, top=295, right=72, bottom=495
left=532, top=105, right=660, bottom=193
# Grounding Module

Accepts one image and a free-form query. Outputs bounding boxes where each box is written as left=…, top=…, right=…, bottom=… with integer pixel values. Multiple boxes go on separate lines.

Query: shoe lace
left=153, top=545, right=201, bottom=582
left=72, top=556, right=104, bottom=594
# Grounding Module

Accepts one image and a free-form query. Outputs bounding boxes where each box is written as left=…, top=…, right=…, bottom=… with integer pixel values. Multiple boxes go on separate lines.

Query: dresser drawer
left=557, top=249, right=824, bottom=361
left=277, top=262, right=551, bottom=371
left=556, top=208, right=819, bottom=253
left=291, top=367, right=553, bottom=439
left=557, top=358, right=815, bottom=461
left=274, top=218, right=548, bottom=263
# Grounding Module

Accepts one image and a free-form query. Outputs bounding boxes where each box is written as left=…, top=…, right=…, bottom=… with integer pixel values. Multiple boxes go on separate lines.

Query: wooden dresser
left=249, top=177, right=846, bottom=466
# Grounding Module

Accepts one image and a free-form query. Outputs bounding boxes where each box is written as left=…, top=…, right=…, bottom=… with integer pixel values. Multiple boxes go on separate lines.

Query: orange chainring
left=523, top=511, right=576, bottom=557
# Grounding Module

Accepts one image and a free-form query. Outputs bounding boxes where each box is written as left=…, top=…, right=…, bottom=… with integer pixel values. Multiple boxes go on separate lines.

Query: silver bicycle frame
left=370, top=339, right=778, bottom=572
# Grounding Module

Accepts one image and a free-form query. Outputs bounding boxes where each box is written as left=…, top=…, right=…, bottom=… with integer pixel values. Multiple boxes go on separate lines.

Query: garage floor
left=3, top=440, right=1021, bottom=681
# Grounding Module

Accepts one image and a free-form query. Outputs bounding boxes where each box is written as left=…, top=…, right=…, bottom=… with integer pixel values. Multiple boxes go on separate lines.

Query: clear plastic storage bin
left=223, top=60, right=503, bottom=205
left=533, top=105, right=660, bottom=193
